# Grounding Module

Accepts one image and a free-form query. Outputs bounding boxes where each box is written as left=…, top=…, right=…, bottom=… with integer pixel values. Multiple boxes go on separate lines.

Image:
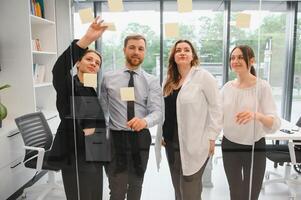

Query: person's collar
left=75, top=75, right=83, bottom=86
left=122, top=66, right=142, bottom=76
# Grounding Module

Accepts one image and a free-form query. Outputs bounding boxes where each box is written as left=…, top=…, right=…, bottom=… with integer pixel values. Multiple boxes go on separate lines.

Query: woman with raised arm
left=49, top=17, right=107, bottom=200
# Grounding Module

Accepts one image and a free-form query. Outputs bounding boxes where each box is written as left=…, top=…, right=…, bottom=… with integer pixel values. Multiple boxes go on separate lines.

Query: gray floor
left=18, top=146, right=301, bottom=200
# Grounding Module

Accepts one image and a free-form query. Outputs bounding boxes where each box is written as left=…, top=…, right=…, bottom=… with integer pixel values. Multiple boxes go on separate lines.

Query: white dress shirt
left=221, top=79, right=281, bottom=145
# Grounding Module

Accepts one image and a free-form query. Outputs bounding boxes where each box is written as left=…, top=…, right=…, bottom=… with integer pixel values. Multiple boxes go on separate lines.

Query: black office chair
left=263, top=117, right=301, bottom=199
left=15, top=112, right=62, bottom=200
left=294, top=117, right=301, bottom=174
left=269, top=116, right=301, bottom=172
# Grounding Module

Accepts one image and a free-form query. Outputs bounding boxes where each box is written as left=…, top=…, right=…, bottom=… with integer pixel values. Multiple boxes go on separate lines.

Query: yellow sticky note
left=120, top=87, right=135, bottom=101
left=108, top=0, right=124, bottom=12
left=79, top=8, right=94, bottom=24
left=177, top=0, right=192, bottom=13
left=102, top=22, right=116, bottom=31
left=83, top=73, right=97, bottom=88
left=236, top=13, right=251, bottom=28
left=165, top=23, right=179, bottom=38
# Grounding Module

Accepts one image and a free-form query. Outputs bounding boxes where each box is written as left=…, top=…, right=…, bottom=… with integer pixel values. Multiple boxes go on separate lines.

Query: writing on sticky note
left=178, top=0, right=192, bottom=13
left=165, top=23, right=179, bottom=38
left=102, top=22, right=116, bottom=31
left=79, top=8, right=94, bottom=24
left=83, top=73, right=97, bottom=88
left=120, top=87, right=135, bottom=101
left=236, top=13, right=251, bottom=28
left=108, top=0, right=124, bottom=12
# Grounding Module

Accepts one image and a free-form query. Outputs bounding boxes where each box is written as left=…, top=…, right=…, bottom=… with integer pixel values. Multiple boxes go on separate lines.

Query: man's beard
left=126, top=55, right=143, bottom=67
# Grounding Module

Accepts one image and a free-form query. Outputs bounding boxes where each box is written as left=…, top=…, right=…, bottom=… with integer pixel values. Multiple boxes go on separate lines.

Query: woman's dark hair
left=79, top=49, right=102, bottom=68
left=229, top=45, right=256, bottom=76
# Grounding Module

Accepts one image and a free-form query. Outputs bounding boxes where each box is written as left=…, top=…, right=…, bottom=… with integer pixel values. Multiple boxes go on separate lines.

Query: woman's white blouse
left=221, top=79, right=281, bottom=145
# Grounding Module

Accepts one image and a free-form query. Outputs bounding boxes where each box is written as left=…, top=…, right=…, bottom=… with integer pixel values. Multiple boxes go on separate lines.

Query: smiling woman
left=76, top=49, right=102, bottom=82
left=221, top=45, right=281, bottom=200
left=159, top=39, right=222, bottom=200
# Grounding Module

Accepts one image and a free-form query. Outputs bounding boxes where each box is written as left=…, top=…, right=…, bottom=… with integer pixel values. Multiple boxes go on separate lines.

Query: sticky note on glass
left=102, top=22, right=116, bottom=31
left=79, top=8, right=94, bottom=24
left=236, top=13, right=251, bottom=28
left=83, top=73, right=97, bottom=88
left=108, top=0, right=124, bottom=12
left=165, top=23, right=179, bottom=38
left=120, top=87, right=135, bottom=101
left=177, top=0, right=192, bottom=13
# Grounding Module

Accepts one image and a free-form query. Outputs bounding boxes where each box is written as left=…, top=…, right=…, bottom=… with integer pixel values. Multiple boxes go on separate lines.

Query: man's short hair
left=124, top=34, right=147, bottom=48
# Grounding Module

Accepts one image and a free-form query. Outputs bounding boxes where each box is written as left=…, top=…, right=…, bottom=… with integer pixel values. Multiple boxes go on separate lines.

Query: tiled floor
left=17, top=146, right=301, bottom=200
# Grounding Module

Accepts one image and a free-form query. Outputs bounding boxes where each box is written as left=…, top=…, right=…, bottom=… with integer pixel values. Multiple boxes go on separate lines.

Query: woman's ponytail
left=250, top=65, right=256, bottom=77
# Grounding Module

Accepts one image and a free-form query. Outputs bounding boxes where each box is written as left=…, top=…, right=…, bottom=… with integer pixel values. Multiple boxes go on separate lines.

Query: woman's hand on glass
left=85, top=16, right=108, bottom=42
left=77, top=16, right=108, bottom=49
left=83, top=128, right=95, bottom=136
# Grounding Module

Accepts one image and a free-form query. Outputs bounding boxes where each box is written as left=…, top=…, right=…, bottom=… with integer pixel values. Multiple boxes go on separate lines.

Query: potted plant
left=0, top=84, right=10, bottom=128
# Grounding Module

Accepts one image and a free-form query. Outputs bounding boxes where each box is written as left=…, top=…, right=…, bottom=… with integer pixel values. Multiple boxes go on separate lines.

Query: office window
left=163, top=1, right=224, bottom=87
left=291, top=3, right=301, bottom=123
left=99, top=1, right=160, bottom=76
left=230, top=1, right=287, bottom=115
left=73, top=2, right=96, bottom=49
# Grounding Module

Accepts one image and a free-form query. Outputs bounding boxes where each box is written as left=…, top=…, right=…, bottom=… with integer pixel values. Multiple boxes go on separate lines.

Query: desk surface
left=216, top=118, right=301, bottom=141
left=265, top=118, right=301, bottom=140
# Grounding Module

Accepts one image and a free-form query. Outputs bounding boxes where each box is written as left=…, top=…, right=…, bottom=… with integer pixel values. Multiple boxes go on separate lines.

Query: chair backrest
left=294, top=116, right=301, bottom=152
left=296, top=116, right=301, bottom=128
left=15, top=112, right=53, bottom=160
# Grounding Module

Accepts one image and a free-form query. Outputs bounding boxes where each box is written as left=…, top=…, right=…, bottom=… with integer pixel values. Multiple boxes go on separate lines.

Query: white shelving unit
left=30, top=0, right=57, bottom=110
left=0, top=1, right=60, bottom=199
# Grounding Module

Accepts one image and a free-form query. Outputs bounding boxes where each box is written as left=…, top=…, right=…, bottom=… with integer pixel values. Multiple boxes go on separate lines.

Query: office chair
left=263, top=140, right=301, bottom=199
left=294, top=117, right=301, bottom=174
left=15, top=112, right=62, bottom=200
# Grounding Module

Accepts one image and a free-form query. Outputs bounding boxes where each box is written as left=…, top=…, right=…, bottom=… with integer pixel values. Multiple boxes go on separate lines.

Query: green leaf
left=0, top=84, right=11, bottom=91
left=0, top=103, right=7, bottom=120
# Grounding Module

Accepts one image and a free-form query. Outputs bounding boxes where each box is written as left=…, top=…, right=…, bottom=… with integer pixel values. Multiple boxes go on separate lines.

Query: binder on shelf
left=33, top=64, right=46, bottom=84
left=30, top=0, right=45, bottom=18
left=36, top=0, right=45, bottom=18
left=30, top=0, right=34, bottom=15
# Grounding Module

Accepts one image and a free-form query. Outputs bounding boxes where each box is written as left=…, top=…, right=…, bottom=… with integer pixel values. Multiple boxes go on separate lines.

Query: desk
left=265, top=119, right=301, bottom=140
left=262, top=119, right=301, bottom=199
left=217, top=119, right=301, bottom=141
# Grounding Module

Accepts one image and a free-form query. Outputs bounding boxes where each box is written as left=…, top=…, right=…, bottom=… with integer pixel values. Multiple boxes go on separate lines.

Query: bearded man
left=101, top=34, right=163, bottom=200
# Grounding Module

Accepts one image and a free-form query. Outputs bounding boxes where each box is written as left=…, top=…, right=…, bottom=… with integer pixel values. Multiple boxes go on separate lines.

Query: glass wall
left=1, top=1, right=301, bottom=200
left=163, top=1, right=224, bottom=86
left=99, top=1, right=160, bottom=76
left=71, top=1, right=300, bottom=200
left=230, top=1, right=287, bottom=115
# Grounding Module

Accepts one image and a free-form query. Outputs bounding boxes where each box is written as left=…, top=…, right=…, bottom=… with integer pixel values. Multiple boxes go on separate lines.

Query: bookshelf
left=30, top=0, right=57, bottom=111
